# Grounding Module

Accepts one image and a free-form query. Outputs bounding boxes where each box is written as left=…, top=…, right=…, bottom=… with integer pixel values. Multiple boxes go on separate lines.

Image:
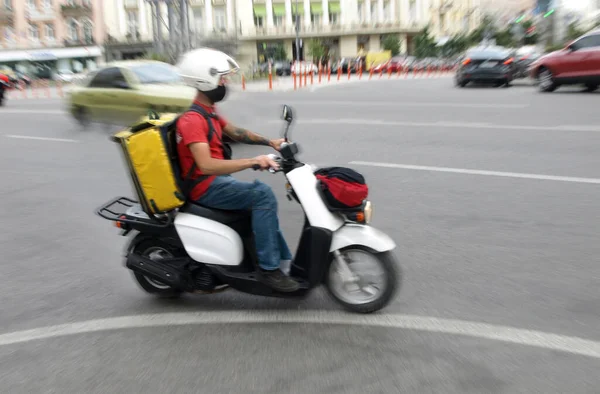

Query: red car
left=530, top=29, right=600, bottom=92
left=372, top=57, right=405, bottom=73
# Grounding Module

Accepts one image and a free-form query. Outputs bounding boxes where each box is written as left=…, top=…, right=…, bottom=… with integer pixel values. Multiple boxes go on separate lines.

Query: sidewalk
left=240, top=69, right=455, bottom=92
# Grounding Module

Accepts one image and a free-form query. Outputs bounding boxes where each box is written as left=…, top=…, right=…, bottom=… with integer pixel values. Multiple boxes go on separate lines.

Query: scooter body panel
left=286, top=164, right=345, bottom=231
left=174, top=212, right=244, bottom=266
left=330, top=223, right=396, bottom=253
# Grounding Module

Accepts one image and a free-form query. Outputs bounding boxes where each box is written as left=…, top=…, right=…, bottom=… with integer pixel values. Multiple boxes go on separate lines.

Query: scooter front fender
left=330, top=224, right=396, bottom=253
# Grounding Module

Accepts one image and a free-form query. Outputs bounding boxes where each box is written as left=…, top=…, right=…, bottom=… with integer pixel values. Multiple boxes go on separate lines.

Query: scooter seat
left=180, top=202, right=250, bottom=225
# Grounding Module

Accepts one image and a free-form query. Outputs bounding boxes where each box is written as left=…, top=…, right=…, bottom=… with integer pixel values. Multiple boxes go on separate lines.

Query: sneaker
left=260, top=268, right=300, bottom=292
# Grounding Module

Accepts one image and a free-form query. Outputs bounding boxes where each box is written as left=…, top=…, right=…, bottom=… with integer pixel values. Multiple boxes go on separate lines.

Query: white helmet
left=176, top=47, right=240, bottom=92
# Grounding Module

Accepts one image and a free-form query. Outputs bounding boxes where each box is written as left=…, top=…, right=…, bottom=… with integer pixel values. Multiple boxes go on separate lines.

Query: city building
left=185, top=0, right=482, bottom=67
left=0, top=0, right=104, bottom=76
left=478, top=0, right=535, bottom=20
left=102, top=0, right=156, bottom=61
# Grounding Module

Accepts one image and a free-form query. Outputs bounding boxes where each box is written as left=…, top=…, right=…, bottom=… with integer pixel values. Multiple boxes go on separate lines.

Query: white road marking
left=1, top=109, right=65, bottom=115
left=0, top=311, right=599, bottom=359
left=350, top=161, right=600, bottom=185
left=270, top=118, right=600, bottom=133
left=280, top=100, right=528, bottom=109
left=5, top=135, right=79, bottom=143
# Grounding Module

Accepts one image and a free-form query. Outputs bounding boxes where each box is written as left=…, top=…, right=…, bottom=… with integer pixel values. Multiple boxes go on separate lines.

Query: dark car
left=513, top=46, right=542, bottom=79
left=455, top=46, right=515, bottom=88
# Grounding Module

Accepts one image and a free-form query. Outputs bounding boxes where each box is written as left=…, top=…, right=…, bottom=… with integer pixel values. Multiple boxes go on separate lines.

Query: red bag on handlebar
left=315, top=167, right=368, bottom=209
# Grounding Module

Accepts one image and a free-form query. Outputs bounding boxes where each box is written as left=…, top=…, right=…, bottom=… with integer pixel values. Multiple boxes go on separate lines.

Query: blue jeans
left=196, top=175, right=293, bottom=270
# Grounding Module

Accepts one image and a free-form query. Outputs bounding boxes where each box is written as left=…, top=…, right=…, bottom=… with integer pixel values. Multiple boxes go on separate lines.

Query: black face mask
left=204, top=85, right=227, bottom=103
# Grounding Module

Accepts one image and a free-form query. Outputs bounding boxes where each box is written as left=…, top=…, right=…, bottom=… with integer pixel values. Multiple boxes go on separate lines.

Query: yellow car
left=67, top=60, right=196, bottom=127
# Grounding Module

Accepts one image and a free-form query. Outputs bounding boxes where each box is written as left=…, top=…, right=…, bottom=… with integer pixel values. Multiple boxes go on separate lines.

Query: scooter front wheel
left=326, top=247, right=401, bottom=313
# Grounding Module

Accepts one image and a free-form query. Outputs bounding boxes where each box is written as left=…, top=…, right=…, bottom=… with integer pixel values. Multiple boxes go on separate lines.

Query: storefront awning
left=253, top=4, right=267, bottom=17
left=311, top=3, right=322, bottom=14
left=328, top=2, right=340, bottom=13
left=0, top=46, right=103, bottom=63
left=292, top=3, right=304, bottom=14
left=273, top=4, right=286, bottom=16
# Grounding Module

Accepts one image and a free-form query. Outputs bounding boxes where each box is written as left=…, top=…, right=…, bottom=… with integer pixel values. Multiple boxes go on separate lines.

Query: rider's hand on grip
left=252, top=155, right=279, bottom=171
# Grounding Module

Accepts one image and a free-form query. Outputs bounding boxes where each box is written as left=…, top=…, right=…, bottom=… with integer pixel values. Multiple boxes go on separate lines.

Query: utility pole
left=294, top=0, right=301, bottom=62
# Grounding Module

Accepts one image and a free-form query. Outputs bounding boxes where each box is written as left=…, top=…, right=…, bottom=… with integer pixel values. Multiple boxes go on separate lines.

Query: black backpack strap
left=179, top=104, right=221, bottom=198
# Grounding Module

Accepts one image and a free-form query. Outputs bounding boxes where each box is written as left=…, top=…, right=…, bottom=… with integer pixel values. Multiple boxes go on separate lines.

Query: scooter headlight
left=363, top=200, right=373, bottom=224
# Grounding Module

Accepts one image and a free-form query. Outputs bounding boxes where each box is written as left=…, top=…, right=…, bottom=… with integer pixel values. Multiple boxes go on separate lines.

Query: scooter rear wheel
left=132, top=240, right=184, bottom=298
left=326, top=247, right=401, bottom=313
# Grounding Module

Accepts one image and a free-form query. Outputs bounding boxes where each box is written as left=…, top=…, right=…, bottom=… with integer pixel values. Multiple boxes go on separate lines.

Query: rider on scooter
left=175, top=48, right=301, bottom=292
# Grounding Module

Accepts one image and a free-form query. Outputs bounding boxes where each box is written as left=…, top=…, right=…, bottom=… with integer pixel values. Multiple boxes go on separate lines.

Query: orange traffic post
left=379, top=66, right=383, bottom=79
left=268, top=62, right=273, bottom=90
left=388, top=65, right=393, bottom=79
left=369, top=62, right=374, bottom=80
left=241, top=74, right=246, bottom=90
left=337, top=61, right=341, bottom=81
left=318, top=63, right=322, bottom=84
left=310, top=68, right=314, bottom=85
left=303, top=63, right=308, bottom=86
left=298, top=62, right=302, bottom=88
left=327, top=61, right=331, bottom=82
left=358, top=62, right=363, bottom=79
left=347, top=63, right=351, bottom=80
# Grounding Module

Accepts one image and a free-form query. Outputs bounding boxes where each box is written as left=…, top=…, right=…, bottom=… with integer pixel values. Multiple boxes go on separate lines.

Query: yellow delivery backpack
left=112, top=111, right=185, bottom=215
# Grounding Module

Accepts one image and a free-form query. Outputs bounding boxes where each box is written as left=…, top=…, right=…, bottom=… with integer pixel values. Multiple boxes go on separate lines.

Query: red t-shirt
left=176, top=101, right=229, bottom=200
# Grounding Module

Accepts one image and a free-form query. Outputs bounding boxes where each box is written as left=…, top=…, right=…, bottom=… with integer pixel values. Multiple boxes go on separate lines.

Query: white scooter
left=97, top=105, right=401, bottom=313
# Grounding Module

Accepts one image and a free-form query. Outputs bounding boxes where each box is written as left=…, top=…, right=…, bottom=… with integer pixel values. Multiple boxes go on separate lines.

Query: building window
left=83, top=19, right=93, bottom=43
left=254, top=15, right=264, bottom=27
left=68, top=19, right=78, bottom=41
left=127, top=10, right=138, bottom=36
left=194, top=11, right=203, bottom=34
left=274, top=15, right=283, bottom=26
left=384, top=1, right=390, bottom=21
left=3, top=26, right=14, bottom=42
left=29, top=24, right=39, bottom=41
left=311, top=14, right=321, bottom=26
left=409, top=0, right=417, bottom=22
left=214, top=7, right=226, bottom=31
left=370, top=3, right=376, bottom=22
left=3, top=0, right=11, bottom=10
left=329, top=13, right=339, bottom=24
left=357, top=2, right=363, bottom=22
left=45, top=23, right=55, bottom=41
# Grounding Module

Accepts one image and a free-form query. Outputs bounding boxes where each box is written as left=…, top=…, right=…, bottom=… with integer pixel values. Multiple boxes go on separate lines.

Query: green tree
left=414, top=26, right=438, bottom=58
left=439, top=34, right=469, bottom=57
left=143, top=52, right=171, bottom=64
left=273, top=44, right=288, bottom=61
left=468, top=14, right=496, bottom=45
left=307, top=39, right=326, bottom=61
left=566, top=22, right=585, bottom=41
left=494, top=27, right=515, bottom=47
left=382, top=34, right=401, bottom=56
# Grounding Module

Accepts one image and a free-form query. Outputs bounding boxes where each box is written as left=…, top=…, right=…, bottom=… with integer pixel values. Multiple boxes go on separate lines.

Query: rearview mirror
left=281, top=104, right=293, bottom=123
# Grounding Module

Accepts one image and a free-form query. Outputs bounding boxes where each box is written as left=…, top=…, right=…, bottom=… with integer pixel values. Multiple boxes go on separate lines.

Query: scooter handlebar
left=251, top=154, right=282, bottom=173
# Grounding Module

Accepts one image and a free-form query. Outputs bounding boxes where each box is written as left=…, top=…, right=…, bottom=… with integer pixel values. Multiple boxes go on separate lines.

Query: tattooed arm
left=222, top=123, right=276, bottom=147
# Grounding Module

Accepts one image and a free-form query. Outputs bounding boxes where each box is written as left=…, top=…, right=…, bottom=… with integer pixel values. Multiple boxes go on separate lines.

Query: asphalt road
left=1, top=78, right=600, bottom=393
